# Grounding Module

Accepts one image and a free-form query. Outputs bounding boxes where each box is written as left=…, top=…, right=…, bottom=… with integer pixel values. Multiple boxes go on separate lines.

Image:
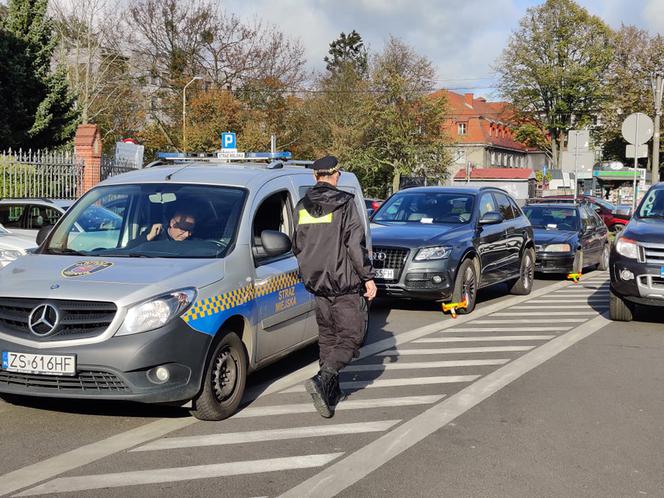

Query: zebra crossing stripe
left=376, top=346, right=535, bottom=356
left=526, top=299, right=606, bottom=304
left=510, top=305, right=605, bottom=309
left=472, top=318, right=586, bottom=324
left=490, top=311, right=598, bottom=316
left=414, top=335, right=554, bottom=343
left=281, top=376, right=479, bottom=394
left=440, top=327, right=571, bottom=332
left=234, top=395, right=445, bottom=418
left=133, top=420, right=401, bottom=452
left=344, top=359, right=510, bottom=372
left=15, top=453, right=345, bottom=496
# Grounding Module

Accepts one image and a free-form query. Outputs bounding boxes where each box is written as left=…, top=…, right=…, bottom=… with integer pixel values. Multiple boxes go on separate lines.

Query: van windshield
left=45, top=184, right=246, bottom=258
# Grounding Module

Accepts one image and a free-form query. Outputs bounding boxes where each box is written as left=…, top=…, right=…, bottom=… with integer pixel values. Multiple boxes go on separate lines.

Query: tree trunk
left=392, top=170, right=401, bottom=194
left=551, top=131, right=558, bottom=169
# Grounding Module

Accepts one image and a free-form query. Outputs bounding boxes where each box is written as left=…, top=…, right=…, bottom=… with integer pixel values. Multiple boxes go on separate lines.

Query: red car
left=529, top=196, right=630, bottom=232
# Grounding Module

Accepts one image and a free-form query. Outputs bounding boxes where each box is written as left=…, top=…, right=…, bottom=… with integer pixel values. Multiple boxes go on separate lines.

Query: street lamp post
left=182, top=76, right=203, bottom=153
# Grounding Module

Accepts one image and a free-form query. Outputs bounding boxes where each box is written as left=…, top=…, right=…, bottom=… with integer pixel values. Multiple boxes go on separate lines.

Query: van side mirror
left=479, top=211, right=504, bottom=225
left=261, top=230, right=292, bottom=257
left=36, top=225, right=54, bottom=246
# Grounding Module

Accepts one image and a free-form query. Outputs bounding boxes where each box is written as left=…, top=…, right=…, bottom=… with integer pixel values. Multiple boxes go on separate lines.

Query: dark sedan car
left=370, top=186, right=535, bottom=314
left=610, top=182, right=664, bottom=321
left=523, top=202, right=610, bottom=274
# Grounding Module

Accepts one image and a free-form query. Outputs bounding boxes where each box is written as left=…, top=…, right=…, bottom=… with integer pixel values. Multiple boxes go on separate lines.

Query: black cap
left=311, top=155, right=339, bottom=174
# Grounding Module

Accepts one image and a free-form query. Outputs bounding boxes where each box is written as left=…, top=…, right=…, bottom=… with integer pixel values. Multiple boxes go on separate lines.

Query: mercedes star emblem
left=28, top=304, right=60, bottom=336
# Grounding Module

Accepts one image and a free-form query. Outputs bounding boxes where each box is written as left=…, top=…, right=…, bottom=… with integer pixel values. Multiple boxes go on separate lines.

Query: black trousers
left=315, top=293, right=369, bottom=372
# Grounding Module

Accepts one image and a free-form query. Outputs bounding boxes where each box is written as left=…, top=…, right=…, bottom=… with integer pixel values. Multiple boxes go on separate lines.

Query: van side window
left=252, top=190, right=293, bottom=262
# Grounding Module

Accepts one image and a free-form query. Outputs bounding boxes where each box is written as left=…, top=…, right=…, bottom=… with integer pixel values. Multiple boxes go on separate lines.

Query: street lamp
left=182, top=76, right=203, bottom=153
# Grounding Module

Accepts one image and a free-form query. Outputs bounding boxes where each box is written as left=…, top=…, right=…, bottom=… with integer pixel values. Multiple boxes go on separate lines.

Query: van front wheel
left=190, top=331, right=247, bottom=421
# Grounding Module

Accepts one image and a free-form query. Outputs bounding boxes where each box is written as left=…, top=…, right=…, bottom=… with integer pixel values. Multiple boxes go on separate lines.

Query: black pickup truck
left=610, top=183, right=664, bottom=321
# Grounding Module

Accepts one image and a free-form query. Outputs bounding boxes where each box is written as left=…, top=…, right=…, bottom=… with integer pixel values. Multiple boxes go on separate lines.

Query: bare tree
left=51, top=0, right=131, bottom=125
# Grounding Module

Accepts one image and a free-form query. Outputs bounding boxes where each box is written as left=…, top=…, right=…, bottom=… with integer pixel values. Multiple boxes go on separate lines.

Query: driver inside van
left=138, top=210, right=197, bottom=243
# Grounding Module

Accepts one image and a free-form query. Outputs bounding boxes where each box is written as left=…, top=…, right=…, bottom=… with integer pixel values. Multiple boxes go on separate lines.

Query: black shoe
left=304, top=373, right=333, bottom=418
left=320, top=367, right=345, bottom=408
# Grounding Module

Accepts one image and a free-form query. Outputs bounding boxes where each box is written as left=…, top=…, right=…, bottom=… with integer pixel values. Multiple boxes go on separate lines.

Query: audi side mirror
left=261, top=230, right=292, bottom=257
left=479, top=211, right=504, bottom=225
left=36, top=225, right=54, bottom=246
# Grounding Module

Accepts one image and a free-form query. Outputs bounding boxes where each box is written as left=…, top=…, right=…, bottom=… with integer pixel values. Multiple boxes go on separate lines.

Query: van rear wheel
left=190, top=331, right=247, bottom=421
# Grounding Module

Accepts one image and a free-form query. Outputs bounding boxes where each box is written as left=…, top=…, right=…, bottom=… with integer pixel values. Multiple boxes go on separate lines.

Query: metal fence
left=101, top=154, right=138, bottom=181
left=0, top=149, right=83, bottom=199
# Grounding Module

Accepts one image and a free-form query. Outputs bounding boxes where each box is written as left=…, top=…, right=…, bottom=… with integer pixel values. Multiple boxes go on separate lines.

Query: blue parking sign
left=221, top=132, right=237, bottom=149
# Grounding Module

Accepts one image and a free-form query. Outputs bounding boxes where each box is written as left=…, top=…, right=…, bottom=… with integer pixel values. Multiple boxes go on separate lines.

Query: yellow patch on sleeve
left=299, top=209, right=332, bottom=225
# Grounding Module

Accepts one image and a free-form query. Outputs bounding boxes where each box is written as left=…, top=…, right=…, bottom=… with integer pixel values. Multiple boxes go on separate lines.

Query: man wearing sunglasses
left=145, top=211, right=196, bottom=242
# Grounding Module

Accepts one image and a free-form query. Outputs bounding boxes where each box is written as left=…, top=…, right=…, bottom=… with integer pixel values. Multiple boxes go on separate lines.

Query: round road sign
left=621, top=112, right=654, bottom=145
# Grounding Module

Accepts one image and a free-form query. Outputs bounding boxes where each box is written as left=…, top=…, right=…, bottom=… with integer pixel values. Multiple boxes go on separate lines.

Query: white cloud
left=643, top=0, right=664, bottom=33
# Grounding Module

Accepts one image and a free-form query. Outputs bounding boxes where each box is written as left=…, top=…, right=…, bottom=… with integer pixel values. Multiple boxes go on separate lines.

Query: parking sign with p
left=221, top=132, right=237, bottom=150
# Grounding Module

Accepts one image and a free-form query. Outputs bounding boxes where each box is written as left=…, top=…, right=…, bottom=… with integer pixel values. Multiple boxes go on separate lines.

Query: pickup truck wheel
left=609, top=291, right=633, bottom=322
left=597, top=244, right=610, bottom=271
left=451, top=259, right=477, bottom=315
left=509, top=248, right=535, bottom=295
left=190, top=331, right=247, bottom=421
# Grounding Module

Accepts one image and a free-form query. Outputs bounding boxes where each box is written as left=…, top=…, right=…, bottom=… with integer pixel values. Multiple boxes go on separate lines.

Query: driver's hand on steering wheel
left=146, top=223, right=163, bottom=241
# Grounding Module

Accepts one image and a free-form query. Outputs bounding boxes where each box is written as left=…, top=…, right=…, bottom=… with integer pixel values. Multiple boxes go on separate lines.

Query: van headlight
left=615, top=237, right=639, bottom=260
left=414, top=246, right=451, bottom=261
left=116, top=288, right=197, bottom=336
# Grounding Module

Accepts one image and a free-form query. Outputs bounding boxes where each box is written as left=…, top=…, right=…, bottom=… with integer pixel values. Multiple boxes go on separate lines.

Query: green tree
left=364, top=37, right=450, bottom=195
left=496, top=0, right=613, bottom=168
left=0, top=0, right=78, bottom=149
left=324, top=30, right=368, bottom=77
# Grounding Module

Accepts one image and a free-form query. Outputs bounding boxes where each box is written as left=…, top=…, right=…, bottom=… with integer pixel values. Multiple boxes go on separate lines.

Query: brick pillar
left=74, top=124, right=102, bottom=194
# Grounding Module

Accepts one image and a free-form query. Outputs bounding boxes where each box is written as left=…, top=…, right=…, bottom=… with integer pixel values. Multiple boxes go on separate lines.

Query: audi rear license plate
left=375, top=268, right=395, bottom=280
left=2, top=352, right=76, bottom=376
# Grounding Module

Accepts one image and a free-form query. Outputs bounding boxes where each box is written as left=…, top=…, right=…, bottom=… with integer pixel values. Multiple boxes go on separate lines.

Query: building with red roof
left=435, top=90, right=550, bottom=175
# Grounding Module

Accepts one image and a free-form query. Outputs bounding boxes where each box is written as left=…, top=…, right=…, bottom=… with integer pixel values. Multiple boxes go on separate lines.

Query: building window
left=457, top=122, right=467, bottom=135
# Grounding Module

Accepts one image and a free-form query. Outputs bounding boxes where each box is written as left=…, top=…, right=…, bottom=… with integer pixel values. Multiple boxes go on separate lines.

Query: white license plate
left=2, top=352, right=76, bottom=376
left=375, top=268, right=395, bottom=280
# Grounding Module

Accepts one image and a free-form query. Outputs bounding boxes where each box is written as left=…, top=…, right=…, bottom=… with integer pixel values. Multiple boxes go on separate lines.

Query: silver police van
left=0, top=159, right=370, bottom=420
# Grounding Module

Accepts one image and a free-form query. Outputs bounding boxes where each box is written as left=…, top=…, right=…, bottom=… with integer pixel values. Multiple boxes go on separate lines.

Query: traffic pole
left=632, top=116, right=639, bottom=214
left=653, top=74, right=663, bottom=183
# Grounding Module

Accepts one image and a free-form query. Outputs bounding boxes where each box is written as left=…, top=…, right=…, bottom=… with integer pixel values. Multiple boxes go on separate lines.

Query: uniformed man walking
left=293, top=155, right=377, bottom=418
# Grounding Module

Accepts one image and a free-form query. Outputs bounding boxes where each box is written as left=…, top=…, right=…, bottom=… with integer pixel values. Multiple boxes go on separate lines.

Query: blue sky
left=224, top=0, right=663, bottom=98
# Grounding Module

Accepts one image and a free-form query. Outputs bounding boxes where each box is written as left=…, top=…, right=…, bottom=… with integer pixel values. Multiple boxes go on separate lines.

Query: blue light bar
left=245, top=151, right=292, bottom=160
left=156, top=152, right=185, bottom=159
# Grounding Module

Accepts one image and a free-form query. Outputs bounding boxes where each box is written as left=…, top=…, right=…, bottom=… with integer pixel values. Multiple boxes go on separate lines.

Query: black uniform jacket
left=293, top=182, right=374, bottom=296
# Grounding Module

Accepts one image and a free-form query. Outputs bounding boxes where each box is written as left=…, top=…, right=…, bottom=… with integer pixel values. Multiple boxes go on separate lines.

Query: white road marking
left=510, top=305, right=605, bottom=309
left=282, top=376, right=479, bottom=394
left=553, top=291, right=609, bottom=295
left=234, top=395, right=445, bottom=418
left=490, top=311, right=598, bottom=316
left=0, top=418, right=197, bottom=497
left=133, top=420, right=401, bottom=452
left=472, top=318, right=586, bottom=324
left=441, top=327, right=572, bottom=332
left=377, top=346, right=535, bottom=355
left=16, top=453, right=344, bottom=496
left=414, top=335, right=554, bottom=343
left=526, top=299, right=606, bottom=304
left=279, top=314, right=612, bottom=498
left=344, top=359, right=510, bottom=371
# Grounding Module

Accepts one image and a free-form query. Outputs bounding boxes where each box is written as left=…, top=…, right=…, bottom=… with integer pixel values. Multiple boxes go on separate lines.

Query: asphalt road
left=1, top=271, right=662, bottom=497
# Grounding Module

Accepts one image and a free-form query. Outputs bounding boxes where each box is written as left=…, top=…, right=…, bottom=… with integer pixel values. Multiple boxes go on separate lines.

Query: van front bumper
left=0, top=319, right=212, bottom=403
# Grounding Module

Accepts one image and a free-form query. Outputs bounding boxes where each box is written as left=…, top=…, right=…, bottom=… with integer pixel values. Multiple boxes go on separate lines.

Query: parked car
left=0, top=224, right=35, bottom=268
left=365, top=198, right=382, bottom=217
left=529, top=195, right=630, bottom=232
left=370, top=186, right=535, bottom=314
left=522, top=202, right=609, bottom=274
left=609, top=182, right=664, bottom=321
left=0, top=198, right=73, bottom=237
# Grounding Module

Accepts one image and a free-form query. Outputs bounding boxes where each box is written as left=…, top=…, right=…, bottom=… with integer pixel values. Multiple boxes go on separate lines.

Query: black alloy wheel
left=510, top=248, right=535, bottom=295
left=452, top=258, right=478, bottom=315
left=190, top=331, right=247, bottom=421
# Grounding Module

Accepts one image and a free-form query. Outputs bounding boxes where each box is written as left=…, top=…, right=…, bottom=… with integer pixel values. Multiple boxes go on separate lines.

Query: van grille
left=0, top=298, right=116, bottom=341
left=0, top=370, right=128, bottom=392
left=372, top=247, right=409, bottom=282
